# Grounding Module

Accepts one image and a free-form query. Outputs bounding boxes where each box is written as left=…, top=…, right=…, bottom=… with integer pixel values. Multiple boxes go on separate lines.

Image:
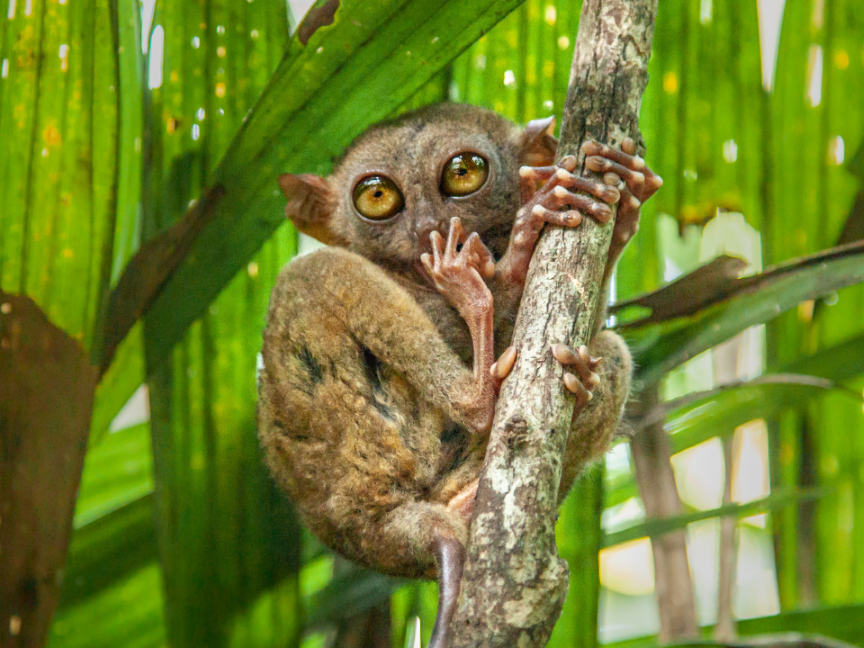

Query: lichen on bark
left=448, top=1, right=658, bottom=646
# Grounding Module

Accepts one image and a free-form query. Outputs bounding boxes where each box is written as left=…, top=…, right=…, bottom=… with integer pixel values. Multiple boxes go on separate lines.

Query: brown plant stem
left=631, top=386, right=699, bottom=642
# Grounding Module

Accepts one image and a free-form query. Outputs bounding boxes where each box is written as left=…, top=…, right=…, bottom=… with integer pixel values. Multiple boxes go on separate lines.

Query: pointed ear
left=519, top=115, right=558, bottom=167
left=278, top=173, right=348, bottom=247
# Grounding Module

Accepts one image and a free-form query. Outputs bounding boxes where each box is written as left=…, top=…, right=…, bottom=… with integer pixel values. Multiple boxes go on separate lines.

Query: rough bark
left=0, top=291, right=99, bottom=648
left=448, top=2, right=658, bottom=646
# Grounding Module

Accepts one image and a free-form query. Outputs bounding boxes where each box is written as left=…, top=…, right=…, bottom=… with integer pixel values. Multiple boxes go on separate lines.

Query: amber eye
left=352, top=175, right=405, bottom=220
left=440, top=153, right=489, bottom=197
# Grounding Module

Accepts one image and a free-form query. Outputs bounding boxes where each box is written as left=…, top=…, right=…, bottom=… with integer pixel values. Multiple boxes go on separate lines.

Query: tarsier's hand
left=421, top=217, right=496, bottom=318
left=497, top=138, right=662, bottom=287
left=422, top=217, right=500, bottom=434
left=496, top=155, right=620, bottom=287
left=582, top=138, right=663, bottom=269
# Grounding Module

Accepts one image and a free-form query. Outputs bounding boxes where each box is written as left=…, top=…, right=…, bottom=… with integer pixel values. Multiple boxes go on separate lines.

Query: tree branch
left=449, top=1, right=658, bottom=645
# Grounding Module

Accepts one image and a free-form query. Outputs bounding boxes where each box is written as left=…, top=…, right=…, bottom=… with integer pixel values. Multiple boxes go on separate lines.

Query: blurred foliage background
left=1, top=0, right=864, bottom=647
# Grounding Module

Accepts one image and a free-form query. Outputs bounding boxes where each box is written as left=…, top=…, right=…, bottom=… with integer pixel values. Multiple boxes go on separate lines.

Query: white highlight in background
left=757, top=0, right=786, bottom=90
left=807, top=45, right=824, bottom=107
left=829, top=135, right=845, bottom=165
left=148, top=25, right=165, bottom=89
left=723, top=139, right=738, bottom=163
left=700, top=0, right=713, bottom=25
left=141, top=0, right=156, bottom=53
left=59, top=44, right=69, bottom=72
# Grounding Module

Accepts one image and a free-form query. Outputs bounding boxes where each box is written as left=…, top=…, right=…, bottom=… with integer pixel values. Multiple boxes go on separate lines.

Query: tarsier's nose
left=413, top=212, right=445, bottom=255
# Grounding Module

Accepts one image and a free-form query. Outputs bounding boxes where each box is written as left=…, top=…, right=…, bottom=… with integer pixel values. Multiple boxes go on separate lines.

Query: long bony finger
left=445, top=217, right=466, bottom=259
left=464, top=232, right=496, bottom=279
left=489, top=346, right=517, bottom=390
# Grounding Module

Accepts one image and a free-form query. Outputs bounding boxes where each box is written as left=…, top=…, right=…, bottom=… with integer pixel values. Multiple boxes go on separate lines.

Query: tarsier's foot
left=552, top=343, right=602, bottom=408
left=421, top=218, right=498, bottom=434
left=582, top=138, right=663, bottom=263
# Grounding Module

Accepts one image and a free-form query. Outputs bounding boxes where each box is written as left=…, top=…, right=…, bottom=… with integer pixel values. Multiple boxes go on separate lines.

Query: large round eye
left=352, top=175, right=405, bottom=220
left=440, top=153, right=489, bottom=197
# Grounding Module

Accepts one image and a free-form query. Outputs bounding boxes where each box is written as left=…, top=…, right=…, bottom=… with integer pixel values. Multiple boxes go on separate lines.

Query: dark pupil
left=373, top=190, right=383, bottom=197
left=457, top=167, right=467, bottom=176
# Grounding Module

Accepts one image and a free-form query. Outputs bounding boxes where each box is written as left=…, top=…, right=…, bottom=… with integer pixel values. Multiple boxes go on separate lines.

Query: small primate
left=258, top=103, right=661, bottom=647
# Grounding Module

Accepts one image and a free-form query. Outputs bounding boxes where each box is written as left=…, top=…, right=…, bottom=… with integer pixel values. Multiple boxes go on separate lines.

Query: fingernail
left=553, top=186, right=568, bottom=198
left=552, top=344, right=572, bottom=363
left=556, top=168, right=570, bottom=180
left=552, top=343, right=566, bottom=360
left=519, top=166, right=536, bottom=177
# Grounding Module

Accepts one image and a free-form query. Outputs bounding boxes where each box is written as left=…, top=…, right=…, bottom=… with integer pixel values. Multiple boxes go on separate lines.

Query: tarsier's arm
left=494, top=133, right=662, bottom=334
left=490, top=132, right=661, bottom=414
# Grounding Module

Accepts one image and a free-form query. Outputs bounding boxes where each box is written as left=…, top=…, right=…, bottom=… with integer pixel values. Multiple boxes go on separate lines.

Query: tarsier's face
left=328, top=104, right=524, bottom=269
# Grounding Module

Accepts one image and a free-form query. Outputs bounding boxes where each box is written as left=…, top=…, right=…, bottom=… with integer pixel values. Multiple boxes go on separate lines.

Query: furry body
left=258, top=105, right=634, bottom=581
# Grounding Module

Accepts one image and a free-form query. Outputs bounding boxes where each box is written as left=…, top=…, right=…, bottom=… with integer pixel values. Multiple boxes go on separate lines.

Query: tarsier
left=258, top=103, right=661, bottom=648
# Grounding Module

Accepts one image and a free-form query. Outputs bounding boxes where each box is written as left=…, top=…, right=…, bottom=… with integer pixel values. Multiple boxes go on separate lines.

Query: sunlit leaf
left=602, top=489, right=822, bottom=549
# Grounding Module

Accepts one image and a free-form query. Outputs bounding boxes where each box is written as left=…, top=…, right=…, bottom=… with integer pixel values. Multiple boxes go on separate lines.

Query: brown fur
left=258, top=103, right=631, bottom=582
